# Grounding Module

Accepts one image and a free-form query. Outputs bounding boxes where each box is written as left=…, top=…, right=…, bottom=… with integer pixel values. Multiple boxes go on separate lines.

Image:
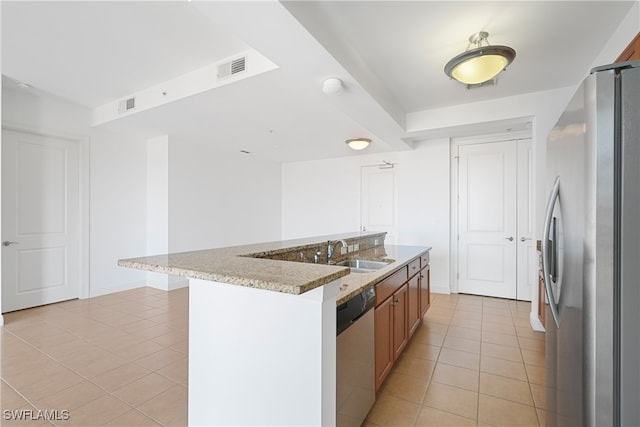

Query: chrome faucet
left=327, top=240, right=348, bottom=264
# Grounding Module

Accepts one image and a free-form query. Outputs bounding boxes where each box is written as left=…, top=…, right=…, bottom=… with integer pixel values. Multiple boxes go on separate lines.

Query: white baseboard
left=166, top=279, right=189, bottom=291
left=529, top=311, right=545, bottom=332
left=88, top=279, right=188, bottom=298
left=431, top=284, right=451, bottom=294
left=147, top=273, right=189, bottom=291
left=88, top=281, right=147, bottom=298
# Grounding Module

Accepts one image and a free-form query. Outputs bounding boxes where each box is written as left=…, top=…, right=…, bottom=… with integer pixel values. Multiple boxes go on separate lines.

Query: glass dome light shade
left=346, top=138, right=371, bottom=150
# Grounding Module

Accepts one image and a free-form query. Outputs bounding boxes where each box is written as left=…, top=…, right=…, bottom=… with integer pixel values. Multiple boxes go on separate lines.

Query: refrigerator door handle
left=542, top=176, right=561, bottom=327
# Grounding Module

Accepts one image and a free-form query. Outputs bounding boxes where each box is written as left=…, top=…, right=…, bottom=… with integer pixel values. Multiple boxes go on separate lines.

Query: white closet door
left=458, top=141, right=517, bottom=299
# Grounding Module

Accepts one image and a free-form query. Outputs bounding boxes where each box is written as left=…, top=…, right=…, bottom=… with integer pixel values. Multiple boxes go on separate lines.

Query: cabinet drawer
left=375, top=267, right=407, bottom=306
left=408, top=258, right=420, bottom=278
left=420, top=252, right=430, bottom=269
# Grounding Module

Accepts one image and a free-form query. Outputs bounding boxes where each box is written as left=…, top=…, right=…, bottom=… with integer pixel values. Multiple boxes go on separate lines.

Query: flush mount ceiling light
left=346, top=138, right=371, bottom=150
left=444, top=31, right=516, bottom=85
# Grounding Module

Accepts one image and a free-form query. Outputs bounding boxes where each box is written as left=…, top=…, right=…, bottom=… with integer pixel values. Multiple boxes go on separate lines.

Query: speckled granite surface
left=118, top=231, right=431, bottom=304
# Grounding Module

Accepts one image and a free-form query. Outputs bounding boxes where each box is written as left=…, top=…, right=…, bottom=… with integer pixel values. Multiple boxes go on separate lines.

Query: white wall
left=145, top=135, right=185, bottom=291
left=89, top=129, right=147, bottom=295
left=591, top=1, right=640, bottom=68
left=281, top=156, right=361, bottom=239
left=282, top=140, right=451, bottom=294
left=168, top=137, right=282, bottom=252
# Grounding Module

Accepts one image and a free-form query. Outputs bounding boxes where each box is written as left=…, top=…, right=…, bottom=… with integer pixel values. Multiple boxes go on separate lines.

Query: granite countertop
left=118, top=231, right=431, bottom=305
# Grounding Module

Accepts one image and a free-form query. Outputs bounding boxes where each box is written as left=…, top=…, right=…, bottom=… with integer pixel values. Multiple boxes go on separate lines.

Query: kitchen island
left=119, top=232, right=431, bottom=426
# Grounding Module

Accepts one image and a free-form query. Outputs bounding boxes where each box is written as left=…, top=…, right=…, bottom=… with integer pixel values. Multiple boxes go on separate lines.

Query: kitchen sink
left=335, top=259, right=392, bottom=272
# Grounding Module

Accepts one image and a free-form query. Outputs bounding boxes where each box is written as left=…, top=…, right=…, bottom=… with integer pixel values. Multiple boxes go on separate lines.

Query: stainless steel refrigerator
left=543, top=60, right=639, bottom=427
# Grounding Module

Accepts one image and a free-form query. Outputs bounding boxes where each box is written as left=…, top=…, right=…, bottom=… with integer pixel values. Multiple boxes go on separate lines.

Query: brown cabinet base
left=374, top=251, right=431, bottom=391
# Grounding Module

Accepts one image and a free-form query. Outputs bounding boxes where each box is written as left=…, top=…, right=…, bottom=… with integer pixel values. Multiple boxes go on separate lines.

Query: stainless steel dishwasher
left=336, top=286, right=376, bottom=427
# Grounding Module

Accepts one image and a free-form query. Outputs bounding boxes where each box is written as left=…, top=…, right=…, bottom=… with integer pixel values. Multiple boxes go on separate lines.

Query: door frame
left=359, top=161, right=398, bottom=244
left=1, top=123, right=90, bottom=316
left=450, top=130, right=532, bottom=297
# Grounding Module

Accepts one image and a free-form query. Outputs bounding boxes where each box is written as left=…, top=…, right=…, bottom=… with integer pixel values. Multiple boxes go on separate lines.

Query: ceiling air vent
left=217, top=56, right=247, bottom=80
left=117, top=96, right=136, bottom=114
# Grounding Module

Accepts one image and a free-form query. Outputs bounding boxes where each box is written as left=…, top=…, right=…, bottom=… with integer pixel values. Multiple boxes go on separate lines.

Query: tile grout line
left=476, top=296, right=484, bottom=425
left=2, top=296, right=187, bottom=427
left=416, top=294, right=480, bottom=426
left=3, top=321, right=178, bottom=427
left=511, top=302, right=543, bottom=427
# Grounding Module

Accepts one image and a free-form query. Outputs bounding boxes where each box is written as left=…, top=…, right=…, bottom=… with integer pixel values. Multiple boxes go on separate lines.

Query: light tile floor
left=365, top=293, right=546, bottom=427
left=1, top=287, right=189, bottom=427
left=1, top=288, right=545, bottom=426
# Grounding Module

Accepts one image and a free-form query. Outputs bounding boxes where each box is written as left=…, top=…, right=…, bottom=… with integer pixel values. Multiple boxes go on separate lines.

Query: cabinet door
left=616, top=32, right=640, bottom=62
left=408, top=275, right=420, bottom=337
left=392, top=284, right=408, bottom=361
left=420, top=266, right=430, bottom=317
left=374, top=298, right=393, bottom=390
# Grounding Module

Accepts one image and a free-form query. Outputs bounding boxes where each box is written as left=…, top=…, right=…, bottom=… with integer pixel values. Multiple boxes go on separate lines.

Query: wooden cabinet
left=375, top=267, right=407, bottom=305
left=616, top=32, right=640, bottom=63
left=374, top=283, right=408, bottom=390
left=374, top=296, right=393, bottom=390
left=392, top=283, right=409, bottom=360
left=374, top=250, right=431, bottom=391
left=408, top=258, right=420, bottom=278
left=409, top=252, right=430, bottom=335
left=407, top=274, right=420, bottom=337
left=419, top=264, right=430, bottom=317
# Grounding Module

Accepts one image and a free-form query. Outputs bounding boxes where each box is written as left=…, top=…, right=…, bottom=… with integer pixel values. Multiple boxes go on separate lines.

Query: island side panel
left=188, top=278, right=340, bottom=426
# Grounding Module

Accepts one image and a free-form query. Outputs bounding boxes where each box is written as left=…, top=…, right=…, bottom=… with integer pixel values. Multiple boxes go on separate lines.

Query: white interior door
left=361, top=165, right=396, bottom=245
left=2, top=129, right=80, bottom=313
left=458, top=141, right=517, bottom=299
left=516, top=139, right=534, bottom=301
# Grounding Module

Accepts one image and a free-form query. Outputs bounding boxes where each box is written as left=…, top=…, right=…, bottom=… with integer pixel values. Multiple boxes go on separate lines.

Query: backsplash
left=244, top=232, right=388, bottom=265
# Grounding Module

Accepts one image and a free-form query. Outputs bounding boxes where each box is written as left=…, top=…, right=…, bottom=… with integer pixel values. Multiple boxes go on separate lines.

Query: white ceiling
left=1, top=1, right=248, bottom=107
left=283, top=1, right=633, bottom=111
left=1, top=1, right=636, bottom=162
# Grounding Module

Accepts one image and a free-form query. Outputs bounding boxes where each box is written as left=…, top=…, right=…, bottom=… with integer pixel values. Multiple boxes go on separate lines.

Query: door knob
left=520, top=237, right=532, bottom=242
left=3, top=241, right=19, bottom=246
left=505, top=237, right=514, bottom=241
